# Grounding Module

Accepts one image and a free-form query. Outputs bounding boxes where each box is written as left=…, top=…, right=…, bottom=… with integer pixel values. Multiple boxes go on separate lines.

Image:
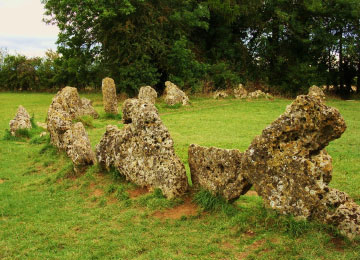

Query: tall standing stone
left=102, top=77, right=118, bottom=114
left=96, top=98, right=188, bottom=198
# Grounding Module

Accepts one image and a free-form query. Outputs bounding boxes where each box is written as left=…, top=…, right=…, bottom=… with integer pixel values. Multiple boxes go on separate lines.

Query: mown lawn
left=0, top=92, right=359, bottom=259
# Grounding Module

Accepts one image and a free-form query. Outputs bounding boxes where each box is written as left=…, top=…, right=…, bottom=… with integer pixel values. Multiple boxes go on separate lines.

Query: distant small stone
left=40, top=132, right=47, bottom=137
left=164, top=81, right=189, bottom=106
left=63, top=122, right=96, bottom=173
left=308, top=85, right=326, bottom=101
left=188, top=144, right=252, bottom=201
left=80, top=98, right=99, bottom=119
left=234, top=84, right=248, bottom=99
left=213, top=90, right=228, bottom=99
left=138, top=86, right=157, bottom=104
left=102, top=77, right=118, bottom=114
left=247, top=90, right=272, bottom=99
left=9, top=105, right=32, bottom=136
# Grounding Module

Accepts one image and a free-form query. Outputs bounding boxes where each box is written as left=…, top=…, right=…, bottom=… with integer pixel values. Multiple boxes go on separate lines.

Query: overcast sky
left=0, top=0, right=59, bottom=57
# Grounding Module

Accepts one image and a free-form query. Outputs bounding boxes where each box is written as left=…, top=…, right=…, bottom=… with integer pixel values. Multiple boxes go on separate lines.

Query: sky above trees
left=0, top=0, right=58, bottom=57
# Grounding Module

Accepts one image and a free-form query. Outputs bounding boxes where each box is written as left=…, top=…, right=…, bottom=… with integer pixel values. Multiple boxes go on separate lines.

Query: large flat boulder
left=9, top=105, right=32, bottom=136
left=96, top=99, right=188, bottom=198
left=188, top=144, right=252, bottom=201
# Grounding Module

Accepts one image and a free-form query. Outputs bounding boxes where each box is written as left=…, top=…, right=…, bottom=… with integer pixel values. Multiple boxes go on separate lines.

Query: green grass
left=0, top=92, right=359, bottom=259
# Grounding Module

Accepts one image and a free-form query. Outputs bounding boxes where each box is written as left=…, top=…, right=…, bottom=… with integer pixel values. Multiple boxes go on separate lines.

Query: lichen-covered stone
left=234, top=84, right=248, bottom=99
left=188, top=144, right=252, bottom=201
left=63, top=122, right=96, bottom=172
left=241, top=95, right=346, bottom=219
left=47, top=87, right=98, bottom=148
left=102, top=77, right=118, bottom=114
left=138, top=86, right=157, bottom=104
left=164, top=81, right=189, bottom=106
left=80, top=98, right=99, bottom=118
left=247, top=90, right=272, bottom=99
left=9, top=105, right=32, bottom=136
left=96, top=99, right=188, bottom=198
left=213, top=90, right=228, bottom=99
left=308, top=85, right=326, bottom=101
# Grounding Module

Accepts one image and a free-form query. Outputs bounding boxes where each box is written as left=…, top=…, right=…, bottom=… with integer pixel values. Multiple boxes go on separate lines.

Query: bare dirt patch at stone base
left=128, top=186, right=150, bottom=198
left=245, top=190, right=258, bottom=196
left=152, top=198, right=199, bottom=220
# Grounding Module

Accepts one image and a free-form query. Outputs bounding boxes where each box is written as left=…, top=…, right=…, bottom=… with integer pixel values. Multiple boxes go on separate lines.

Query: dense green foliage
left=1, top=1, right=360, bottom=97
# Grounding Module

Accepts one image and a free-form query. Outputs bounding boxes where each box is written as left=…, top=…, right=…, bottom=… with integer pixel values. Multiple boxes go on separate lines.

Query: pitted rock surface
left=80, top=98, right=99, bottom=118
left=213, top=90, right=228, bottom=99
left=102, top=77, right=118, bottom=114
left=138, top=86, right=157, bottom=104
left=47, top=87, right=98, bottom=148
left=9, top=105, right=32, bottom=136
left=234, top=84, right=248, bottom=99
left=188, top=144, right=252, bottom=201
left=308, top=85, right=326, bottom=101
left=241, top=95, right=346, bottom=219
left=96, top=99, right=188, bottom=198
left=164, top=81, right=189, bottom=106
left=247, top=90, right=272, bottom=99
left=63, top=122, right=96, bottom=172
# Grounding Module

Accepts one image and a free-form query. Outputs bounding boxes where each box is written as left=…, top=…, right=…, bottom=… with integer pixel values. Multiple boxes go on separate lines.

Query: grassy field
left=0, top=92, right=359, bottom=259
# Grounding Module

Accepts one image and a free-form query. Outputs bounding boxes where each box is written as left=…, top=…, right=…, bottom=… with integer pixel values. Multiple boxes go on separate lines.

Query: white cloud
left=0, top=0, right=59, bottom=57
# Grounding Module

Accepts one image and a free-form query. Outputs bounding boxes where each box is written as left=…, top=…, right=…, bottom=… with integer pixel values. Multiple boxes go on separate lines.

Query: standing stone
left=47, top=87, right=97, bottom=172
left=138, top=86, right=157, bottom=104
left=308, top=85, right=326, bottom=101
left=234, top=84, right=248, bottom=99
left=188, top=144, right=252, bottom=201
left=47, top=87, right=98, bottom=149
left=9, top=105, right=32, bottom=136
left=241, top=94, right=346, bottom=219
left=102, top=77, right=118, bottom=114
left=164, top=81, right=189, bottom=106
left=247, top=90, right=272, bottom=99
left=96, top=99, right=188, bottom=198
left=63, top=122, right=96, bottom=172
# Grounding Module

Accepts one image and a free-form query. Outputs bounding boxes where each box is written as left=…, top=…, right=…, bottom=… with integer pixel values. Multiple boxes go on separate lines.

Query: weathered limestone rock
left=122, top=98, right=139, bottom=124
left=213, top=90, right=228, bottom=99
left=188, top=144, right=252, bottom=201
left=138, top=86, right=157, bottom=104
left=47, top=87, right=97, bottom=172
left=63, top=122, right=96, bottom=172
left=164, top=81, right=189, bottom=106
left=9, top=105, right=32, bottom=136
left=234, top=84, right=248, bottom=99
left=96, top=99, right=188, bottom=198
left=47, top=87, right=98, bottom=149
left=308, top=85, right=326, bottom=101
left=102, top=77, right=118, bottom=114
left=318, top=189, right=360, bottom=239
left=80, top=98, right=99, bottom=118
left=247, top=90, right=272, bottom=99
left=241, top=95, right=346, bottom=219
